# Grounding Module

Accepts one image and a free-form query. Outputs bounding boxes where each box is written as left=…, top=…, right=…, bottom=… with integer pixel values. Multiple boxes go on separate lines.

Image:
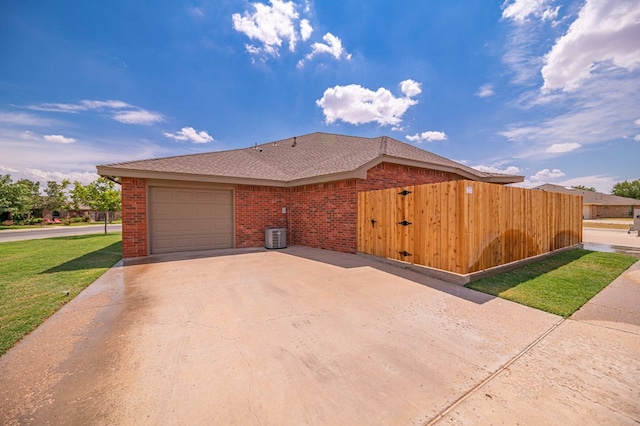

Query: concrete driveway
left=0, top=247, right=638, bottom=425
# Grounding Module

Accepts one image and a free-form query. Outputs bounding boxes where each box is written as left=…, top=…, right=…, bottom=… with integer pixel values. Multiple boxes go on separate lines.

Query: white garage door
left=149, top=186, right=233, bottom=254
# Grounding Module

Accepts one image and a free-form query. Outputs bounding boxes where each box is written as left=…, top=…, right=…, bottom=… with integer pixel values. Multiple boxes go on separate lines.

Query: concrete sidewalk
left=434, top=260, right=640, bottom=425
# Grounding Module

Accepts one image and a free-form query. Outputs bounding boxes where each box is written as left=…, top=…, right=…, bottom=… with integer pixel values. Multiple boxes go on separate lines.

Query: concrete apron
left=0, top=247, right=637, bottom=425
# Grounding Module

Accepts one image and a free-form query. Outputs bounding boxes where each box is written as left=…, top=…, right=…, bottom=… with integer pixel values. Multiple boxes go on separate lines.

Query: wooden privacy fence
left=357, top=180, right=582, bottom=274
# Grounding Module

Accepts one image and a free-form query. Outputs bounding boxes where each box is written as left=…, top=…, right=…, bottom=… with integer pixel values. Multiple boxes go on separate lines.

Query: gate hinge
left=398, top=251, right=412, bottom=257
left=398, top=220, right=412, bottom=226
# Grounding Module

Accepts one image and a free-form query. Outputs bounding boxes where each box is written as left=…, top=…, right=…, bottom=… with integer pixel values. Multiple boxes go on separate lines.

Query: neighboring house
left=533, top=183, right=640, bottom=219
left=97, top=132, right=523, bottom=258
left=43, top=207, right=122, bottom=222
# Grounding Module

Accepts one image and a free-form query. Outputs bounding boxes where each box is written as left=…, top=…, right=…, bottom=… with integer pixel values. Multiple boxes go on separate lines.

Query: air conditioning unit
left=265, top=228, right=287, bottom=249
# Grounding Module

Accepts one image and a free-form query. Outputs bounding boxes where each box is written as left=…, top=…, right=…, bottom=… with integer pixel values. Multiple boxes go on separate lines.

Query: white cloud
left=502, top=24, right=547, bottom=85
left=297, top=32, right=350, bottom=67
left=232, top=0, right=301, bottom=56
left=20, top=130, right=37, bottom=140
left=44, top=134, right=76, bottom=144
left=188, top=7, right=205, bottom=17
left=472, top=164, right=522, bottom=175
left=406, top=131, right=447, bottom=143
left=541, top=0, right=640, bottom=92
left=316, top=80, right=421, bottom=126
left=499, top=126, right=542, bottom=141
left=0, top=112, right=63, bottom=127
left=25, top=100, right=163, bottom=126
left=635, top=118, right=640, bottom=126
left=399, top=79, right=422, bottom=97
left=546, top=142, right=581, bottom=153
left=500, top=72, right=640, bottom=157
left=26, top=103, right=87, bottom=113
left=80, top=100, right=131, bottom=109
left=555, top=174, right=618, bottom=193
left=112, top=110, right=163, bottom=125
left=476, top=84, right=495, bottom=98
left=530, top=168, right=565, bottom=181
left=502, top=0, right=559, bottom=23
left=0, top=165, right=98, bottom=187
left=163, top=127, right=214, bottom=144
left=634, top=134, right=640, bottom=141
left=300, top=18, right=313, bottom=41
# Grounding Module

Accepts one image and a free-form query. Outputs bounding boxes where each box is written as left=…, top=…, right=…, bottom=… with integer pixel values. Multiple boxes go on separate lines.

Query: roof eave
left=357, top=156, right=524, bottom=184
left=96, top=166, right=291, bottom=187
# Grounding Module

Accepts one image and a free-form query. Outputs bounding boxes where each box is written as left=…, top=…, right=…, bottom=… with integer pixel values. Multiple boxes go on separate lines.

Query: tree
left=44, top=179, right=70, bottom=217
left=12, top=179, right=42, bottom=222
left=71, top=178, right=121, bottom=235
left=612, top=179, right=640, bottom=200
left=0, top=174, right=14, bottom=215
left=572, top=185, right=596, bottom=192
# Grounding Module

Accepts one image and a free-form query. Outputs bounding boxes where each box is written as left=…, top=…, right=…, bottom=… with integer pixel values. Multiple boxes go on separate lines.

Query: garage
left=149, top=186, right=233, bottom=254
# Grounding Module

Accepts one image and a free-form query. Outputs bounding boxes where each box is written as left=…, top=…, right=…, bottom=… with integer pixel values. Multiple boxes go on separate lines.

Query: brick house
left=97, top=132, right=523, bottom=258
left=534, top=184, right=640, bottom=219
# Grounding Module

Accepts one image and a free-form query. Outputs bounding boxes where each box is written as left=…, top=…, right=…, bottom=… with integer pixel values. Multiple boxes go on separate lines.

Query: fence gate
left=358, top=186, right=416, bottom=263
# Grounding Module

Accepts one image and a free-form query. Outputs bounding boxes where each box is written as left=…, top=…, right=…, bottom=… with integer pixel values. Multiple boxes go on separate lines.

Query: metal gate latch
left=371, top=219, right=377, bottom=227
left=398, top=251, right=412, bottom=257
left=398, top=220, right=412, bottom=226
left=398, top=190, right=412, bottom=196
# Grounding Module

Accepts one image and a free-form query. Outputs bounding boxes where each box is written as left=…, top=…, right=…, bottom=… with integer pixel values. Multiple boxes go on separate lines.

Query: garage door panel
left=213, top=219, right=232, bottom=232
left=149, top=186, right=233, bottom=254
left=153, top=222, right=175, bottom=233
left=175, top=190, right=195, bottom=203
left=194, top=191, right=216, bottom=203
left=213, top=205, right=232, bottom=217
left=152, top=189, right=174, bottom=202
left=213, top=192, right=231, bottom=203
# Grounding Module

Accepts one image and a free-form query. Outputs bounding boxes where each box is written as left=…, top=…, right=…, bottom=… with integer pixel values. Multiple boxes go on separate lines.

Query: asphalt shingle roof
left=534, top=183, right=640, bottom=206
left=98, top=132, right=522, bottom=184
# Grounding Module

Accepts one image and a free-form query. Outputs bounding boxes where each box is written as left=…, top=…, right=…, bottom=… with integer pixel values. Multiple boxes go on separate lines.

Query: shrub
left=31, top=217, right=43, bottom=225
left=70, top=217, right=84, bottom=223
left=1, top=220, right=15, bottom=226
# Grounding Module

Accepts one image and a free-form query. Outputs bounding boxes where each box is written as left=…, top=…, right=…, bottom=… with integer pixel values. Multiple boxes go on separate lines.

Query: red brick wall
left=230, top=163, right=458, bottom=254
left=357, top=163, right=457, bottom=192
left=593, top=205, right=635, bottom=218
left=120, top=163, right=461, bottom=257
left=235, top=185, right=288, bottom=248
left=121, top=177, right=147, bottom=258
left=289, top=180, right=358, bottom=253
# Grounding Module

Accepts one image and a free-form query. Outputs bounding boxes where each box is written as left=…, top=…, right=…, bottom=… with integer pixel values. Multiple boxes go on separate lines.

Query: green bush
left=70, top=217, right=84, bottom=223
left=31, top=218, right=43, bottom=225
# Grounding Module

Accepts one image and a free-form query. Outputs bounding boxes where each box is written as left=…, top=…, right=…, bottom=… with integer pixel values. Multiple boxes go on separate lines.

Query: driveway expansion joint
left=426, top=318, right=566, bottom=426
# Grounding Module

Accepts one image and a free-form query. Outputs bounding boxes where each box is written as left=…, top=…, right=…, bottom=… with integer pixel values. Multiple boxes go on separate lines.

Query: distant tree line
left=611, top=179, right=640, bottom=200
left=0, top=175, right=121, bottom=234
left=572, top=179, right=640, bottom=200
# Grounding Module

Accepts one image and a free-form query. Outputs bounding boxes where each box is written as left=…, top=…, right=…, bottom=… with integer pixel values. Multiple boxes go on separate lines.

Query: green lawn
left=0, top=233, right=122, bottom=355
left=466, top=249, right=637, bottom=318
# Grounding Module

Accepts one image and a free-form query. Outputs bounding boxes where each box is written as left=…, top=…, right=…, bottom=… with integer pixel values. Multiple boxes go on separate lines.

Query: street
left=0, top=224, right=122, bottom=243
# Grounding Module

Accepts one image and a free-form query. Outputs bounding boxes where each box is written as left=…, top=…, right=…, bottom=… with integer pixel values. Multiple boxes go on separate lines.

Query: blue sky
left=1, top=0, right=638, bottom=192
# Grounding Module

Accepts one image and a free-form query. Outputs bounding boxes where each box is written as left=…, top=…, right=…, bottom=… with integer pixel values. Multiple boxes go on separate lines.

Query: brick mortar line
left=426, top=318, right=566, bottom=426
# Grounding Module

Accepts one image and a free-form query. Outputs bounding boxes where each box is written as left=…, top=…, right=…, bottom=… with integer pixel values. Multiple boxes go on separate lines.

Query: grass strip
left=466, top=249, right=637, bottom=318
left=0, top=233, right=122, bottom=355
